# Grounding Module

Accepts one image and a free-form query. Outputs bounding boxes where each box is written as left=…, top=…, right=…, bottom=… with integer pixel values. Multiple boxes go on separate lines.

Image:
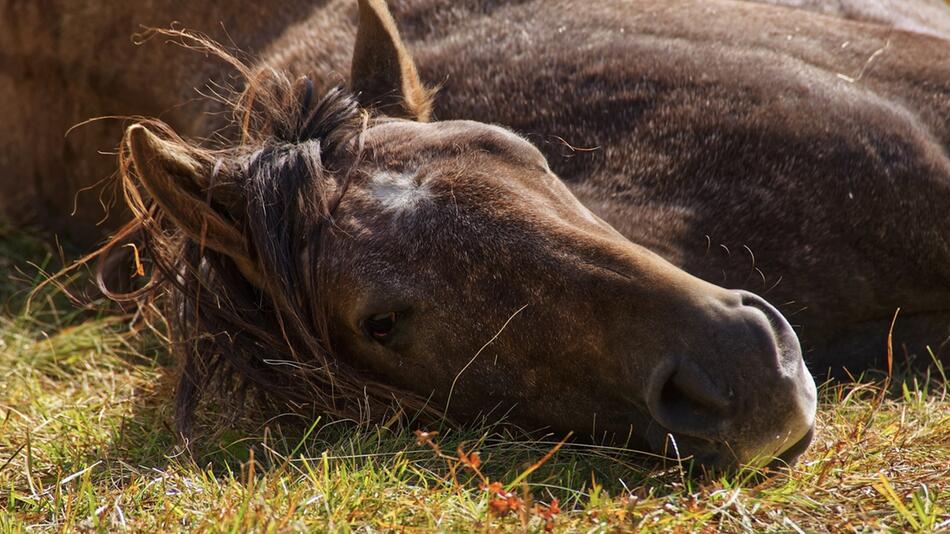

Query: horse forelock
left=104, top=42, right=433, bottom=435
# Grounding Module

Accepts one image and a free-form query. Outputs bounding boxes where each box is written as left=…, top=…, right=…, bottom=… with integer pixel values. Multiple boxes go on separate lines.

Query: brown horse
left=3, top=0, right=950, bottom=469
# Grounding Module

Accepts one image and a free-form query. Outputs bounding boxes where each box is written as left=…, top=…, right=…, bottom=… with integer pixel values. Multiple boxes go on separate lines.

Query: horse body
left=259, top=0, right=950, bottom=370
left=2, top=0, right=949, bottom=466
left=413, top=0, right=950, bottom=372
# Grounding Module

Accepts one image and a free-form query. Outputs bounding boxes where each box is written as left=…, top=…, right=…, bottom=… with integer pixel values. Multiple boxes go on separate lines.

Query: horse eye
left=364, top=312, right=397, bottom=341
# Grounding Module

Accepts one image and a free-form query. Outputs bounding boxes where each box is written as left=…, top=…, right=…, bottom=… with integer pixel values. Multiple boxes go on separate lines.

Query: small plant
left=414, top=429, right=566, bottom=530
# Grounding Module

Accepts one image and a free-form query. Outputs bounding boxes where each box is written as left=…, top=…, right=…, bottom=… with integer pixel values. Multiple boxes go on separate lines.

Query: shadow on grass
left=103, top=380, right=702, bottom=509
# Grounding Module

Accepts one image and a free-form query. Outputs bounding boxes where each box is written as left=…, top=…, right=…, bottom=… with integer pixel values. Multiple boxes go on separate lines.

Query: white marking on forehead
left=369, top=169, right=431, bottom=213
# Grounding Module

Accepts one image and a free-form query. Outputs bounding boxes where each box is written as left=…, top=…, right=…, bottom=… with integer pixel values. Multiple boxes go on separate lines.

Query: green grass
left=0, top=228, right=948, bottom=532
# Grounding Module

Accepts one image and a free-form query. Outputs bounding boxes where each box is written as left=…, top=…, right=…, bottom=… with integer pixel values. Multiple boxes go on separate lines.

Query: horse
left=2, top=0, right=949, bottom=469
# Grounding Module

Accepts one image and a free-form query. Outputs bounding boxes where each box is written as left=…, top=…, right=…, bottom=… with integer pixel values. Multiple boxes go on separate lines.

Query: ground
left=0, top=227, right=947, bottom=532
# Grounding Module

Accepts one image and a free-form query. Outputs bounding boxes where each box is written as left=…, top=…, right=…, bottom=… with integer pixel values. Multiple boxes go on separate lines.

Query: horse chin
left=767, top=427, right=815, bottom=470
left=642, top=427, right=727, bottom=469
left=641, top=422, right=815, bottom=473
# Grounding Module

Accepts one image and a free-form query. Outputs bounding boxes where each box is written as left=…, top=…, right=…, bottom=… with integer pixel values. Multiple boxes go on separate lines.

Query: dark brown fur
left=2, top=0, right=949, bottom=467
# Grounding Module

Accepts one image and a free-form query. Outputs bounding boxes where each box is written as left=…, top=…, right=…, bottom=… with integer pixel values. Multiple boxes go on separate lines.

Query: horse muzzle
left=642, top=290, right=817, bottom=469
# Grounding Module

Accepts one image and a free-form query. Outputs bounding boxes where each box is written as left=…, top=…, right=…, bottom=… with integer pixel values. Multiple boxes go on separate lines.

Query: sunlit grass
left=0, top=228, right=947, bottom=532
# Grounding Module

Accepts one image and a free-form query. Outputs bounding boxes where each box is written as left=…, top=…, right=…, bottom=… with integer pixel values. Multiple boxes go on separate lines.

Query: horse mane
left=97, top=30, right=436, bottom=436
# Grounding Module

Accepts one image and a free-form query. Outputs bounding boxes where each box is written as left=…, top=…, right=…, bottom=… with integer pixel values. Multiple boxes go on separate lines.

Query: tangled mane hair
left=98, top=31, right=436, bottom=436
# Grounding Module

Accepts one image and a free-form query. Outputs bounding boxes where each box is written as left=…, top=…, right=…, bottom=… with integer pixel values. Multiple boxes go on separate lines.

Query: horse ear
left=351, top=0, right=433, bottom=121
left=125, top=124, right=264, bottom=287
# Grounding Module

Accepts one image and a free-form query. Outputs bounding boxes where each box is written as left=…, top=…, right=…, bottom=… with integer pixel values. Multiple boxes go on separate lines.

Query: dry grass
left=0, top=227, right=948, bottom=532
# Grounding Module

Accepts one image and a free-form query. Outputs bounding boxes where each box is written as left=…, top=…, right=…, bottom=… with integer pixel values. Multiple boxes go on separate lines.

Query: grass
left=0, top=227, right=948, bottom=532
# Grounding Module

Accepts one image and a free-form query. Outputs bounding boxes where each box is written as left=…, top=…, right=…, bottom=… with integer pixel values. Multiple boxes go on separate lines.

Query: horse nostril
left=649, top=361, right=732, bottom=438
